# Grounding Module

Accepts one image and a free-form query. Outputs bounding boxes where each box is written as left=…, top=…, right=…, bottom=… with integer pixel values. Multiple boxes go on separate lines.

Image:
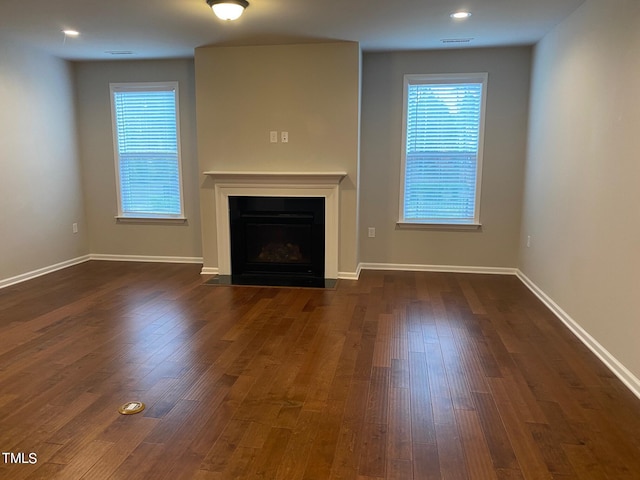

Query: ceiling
left=0, top=0, right=585, bottom=61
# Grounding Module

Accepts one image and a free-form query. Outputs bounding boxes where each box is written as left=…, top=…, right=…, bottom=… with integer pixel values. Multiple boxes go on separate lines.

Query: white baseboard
left=0, top=255, right=91, bottom=290
left=338, top=266, right=361, bottom=280
left=516, top=270, right=640, bottom=400
left=359, top=262, right=517, bottom=276
left=90, top=254, right=203, bottom=264
left=1, top=254, right=205, bottom=290
left=200, top=267, right=220, bottom=275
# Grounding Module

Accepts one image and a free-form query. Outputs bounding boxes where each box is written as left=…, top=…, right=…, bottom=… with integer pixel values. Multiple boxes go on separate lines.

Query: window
left=110, top=82, right=184, bottom=220
left=400, top=73, right=488, bottom=226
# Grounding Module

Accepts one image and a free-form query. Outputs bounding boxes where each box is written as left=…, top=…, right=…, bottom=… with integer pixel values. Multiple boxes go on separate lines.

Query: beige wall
left=0, top=37, right=88, bottom=282
left=520, top=1, right=640, bottom=379
left=194, top=42, right=361, bottom=275
left=360, top=48, right=531, bottom=268
left=74, top=59, right=202, bottom=259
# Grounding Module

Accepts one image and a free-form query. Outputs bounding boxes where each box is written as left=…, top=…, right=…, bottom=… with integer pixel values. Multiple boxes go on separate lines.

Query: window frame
left=398, top=72, right=488, bottom=229
left=109, top=81, right=186, bottom=222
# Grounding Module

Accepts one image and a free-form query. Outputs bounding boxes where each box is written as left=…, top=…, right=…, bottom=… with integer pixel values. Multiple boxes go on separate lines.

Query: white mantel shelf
left=203, top=171, right=347, bottom=184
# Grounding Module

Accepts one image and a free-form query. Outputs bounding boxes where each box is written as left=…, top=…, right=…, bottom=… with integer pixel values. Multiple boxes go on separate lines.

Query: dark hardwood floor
left=1, top=261, right=639, bottom=479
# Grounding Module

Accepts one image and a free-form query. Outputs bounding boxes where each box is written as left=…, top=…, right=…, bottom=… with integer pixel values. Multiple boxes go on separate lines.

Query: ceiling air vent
left=440, top=38, right=474, bottom=44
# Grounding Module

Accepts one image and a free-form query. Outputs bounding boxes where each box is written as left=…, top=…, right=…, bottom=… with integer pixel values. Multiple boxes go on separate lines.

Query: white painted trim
left=203, top=171, right=347, bottom=184
left=90, top=254, right=203, bottom=264
left=338, top=270, right=360, bottom=280
left=110, top=82, right=186, bottom=219
left=399, top=73, right=488, bottom=226
left=200, top=267, right=220, bottom=275
left=211, top=180, right=342, bottom=279
left=0, top=255, right=91, bottom=290
left=516, top=270, right=640, bottom=401
left=114, top=216, right=187, bottom=224
left=396, top=221, right=482, bottom=231
left=359, top=262, right=517, bottom=275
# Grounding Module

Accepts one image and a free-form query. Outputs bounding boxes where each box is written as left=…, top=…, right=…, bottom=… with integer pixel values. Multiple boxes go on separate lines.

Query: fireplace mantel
left=204, top=171, right=346, bottom=279
left=203, top=171, right=347, bottom=185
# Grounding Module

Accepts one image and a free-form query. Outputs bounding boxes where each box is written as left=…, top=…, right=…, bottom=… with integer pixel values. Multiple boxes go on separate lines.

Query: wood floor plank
left=412, top=442, right=441, bottom=479
left=472, top=390, right=520, bottom=471
left=561, top=444, right=608, bottom=480
left=80, top=417, right=158, bottom=480
left=457, top=408, right=499, bottom=480
left=408, top=351, right=436, bottom=445
left=276, top=410, right=321, bottom=480
left=358, top=422, right=387, bottom=478
left=387, top=387, right=412, bottom=463
left=246, top=426, right=292, bottom=478
left=329, top=380, right=369, bottom=479
left=1, top=263, right=639, bottom=479
left=200, top=418, right=250, bottom=473
left=487, top=377, right=552, bottom=479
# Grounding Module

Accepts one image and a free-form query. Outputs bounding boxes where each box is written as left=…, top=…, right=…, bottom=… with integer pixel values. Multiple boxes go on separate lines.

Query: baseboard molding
left=338, top=267, right=361, bottom=280
left=200, top=267, right=220, bottom=275
left=516, top=270, right=640, bottom=400
left=0, top=255, right=91, bottom=290
left=90, top=254, right=203, bottom=264
left=359, top=262, right=517, bottom=276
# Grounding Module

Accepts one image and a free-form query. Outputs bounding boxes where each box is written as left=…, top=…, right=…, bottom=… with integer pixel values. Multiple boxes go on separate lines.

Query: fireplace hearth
left=222, top=196, right=331, bottom=287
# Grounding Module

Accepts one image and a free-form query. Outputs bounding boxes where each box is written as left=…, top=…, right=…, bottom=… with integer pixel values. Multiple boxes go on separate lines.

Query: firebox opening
left=227, top=196, right=327, bottom=287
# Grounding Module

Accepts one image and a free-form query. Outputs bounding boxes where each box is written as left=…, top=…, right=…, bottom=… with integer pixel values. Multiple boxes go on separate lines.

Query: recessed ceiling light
left=450, top=11, right=472, bottom=19
left=63, top=29, right=80, bottom=37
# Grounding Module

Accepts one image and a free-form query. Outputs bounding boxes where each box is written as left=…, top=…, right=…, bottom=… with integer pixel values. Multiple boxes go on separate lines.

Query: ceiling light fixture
left=450, top=11, right=472, bottom=19
left=62, top=29, right=80, bottom=37
left=206, top=0, right=249, bottom=21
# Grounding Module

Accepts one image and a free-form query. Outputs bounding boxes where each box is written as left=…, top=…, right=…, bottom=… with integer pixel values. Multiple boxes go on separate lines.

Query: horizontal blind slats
left=113, top=88, right=181, bottom=216
left=404, top=80, right=483, bottom=222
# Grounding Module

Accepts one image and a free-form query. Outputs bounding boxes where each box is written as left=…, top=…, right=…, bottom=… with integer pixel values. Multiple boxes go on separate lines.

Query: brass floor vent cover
left=118, top=401, right=145, bottom=415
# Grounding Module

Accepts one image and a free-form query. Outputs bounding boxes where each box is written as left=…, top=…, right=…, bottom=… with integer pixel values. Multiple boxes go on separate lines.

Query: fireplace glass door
left=245, top=223, right=313, bottom=266
left=229, top=196, right=325, bottom=282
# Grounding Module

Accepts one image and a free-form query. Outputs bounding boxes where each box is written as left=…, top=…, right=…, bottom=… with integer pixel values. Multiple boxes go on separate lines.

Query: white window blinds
left=111, top=83, right=183, bottom=218
left=401, top=74, right=487, bottom=224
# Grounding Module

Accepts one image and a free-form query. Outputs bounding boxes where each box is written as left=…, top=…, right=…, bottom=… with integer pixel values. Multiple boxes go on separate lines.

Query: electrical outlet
left=72, top=223, right=78, bottom=234
left=368, top=227, right=376, bottom=238
left=269, top=131, right=278, bottom=143
left=281, top=131, right=288, bottom=143
left=526, top=235, right=531, bottom=248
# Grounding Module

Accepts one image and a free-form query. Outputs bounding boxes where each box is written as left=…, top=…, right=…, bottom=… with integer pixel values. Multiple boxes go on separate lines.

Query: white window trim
left=109, top=81, right=186, bottom=222
left=398, top=72, right=488, bottom=228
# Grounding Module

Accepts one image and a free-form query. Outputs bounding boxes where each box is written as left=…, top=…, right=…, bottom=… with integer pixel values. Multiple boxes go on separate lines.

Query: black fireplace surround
left=227, top=196, right=328, bottom=287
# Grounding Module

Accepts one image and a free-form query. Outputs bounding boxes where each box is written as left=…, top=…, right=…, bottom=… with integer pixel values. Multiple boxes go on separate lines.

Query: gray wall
left=520, top=0, right=640, bottom=382
left=360, top=48, right=531, bottom=268
left=74, top=59, right=202, bottom=260
left=0, top=37, right=88, bottom=283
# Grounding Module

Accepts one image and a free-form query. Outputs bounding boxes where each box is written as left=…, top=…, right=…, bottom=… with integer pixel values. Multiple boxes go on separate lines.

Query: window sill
left=396, top=221, right=482, bottom=231
left=115, top=216, right=188, bottom=225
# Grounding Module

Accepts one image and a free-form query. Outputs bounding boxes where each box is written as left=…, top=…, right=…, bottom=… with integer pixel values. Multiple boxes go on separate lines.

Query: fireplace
left=202, top=171, right=346, bottom=285
left=227, top=196, right=329, bottom=287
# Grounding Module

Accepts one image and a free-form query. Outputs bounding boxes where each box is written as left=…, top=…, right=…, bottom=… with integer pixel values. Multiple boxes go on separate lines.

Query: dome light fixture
left=206, top=0, right=249, bottom=21
left=450, top=11, right=472, bottom=20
